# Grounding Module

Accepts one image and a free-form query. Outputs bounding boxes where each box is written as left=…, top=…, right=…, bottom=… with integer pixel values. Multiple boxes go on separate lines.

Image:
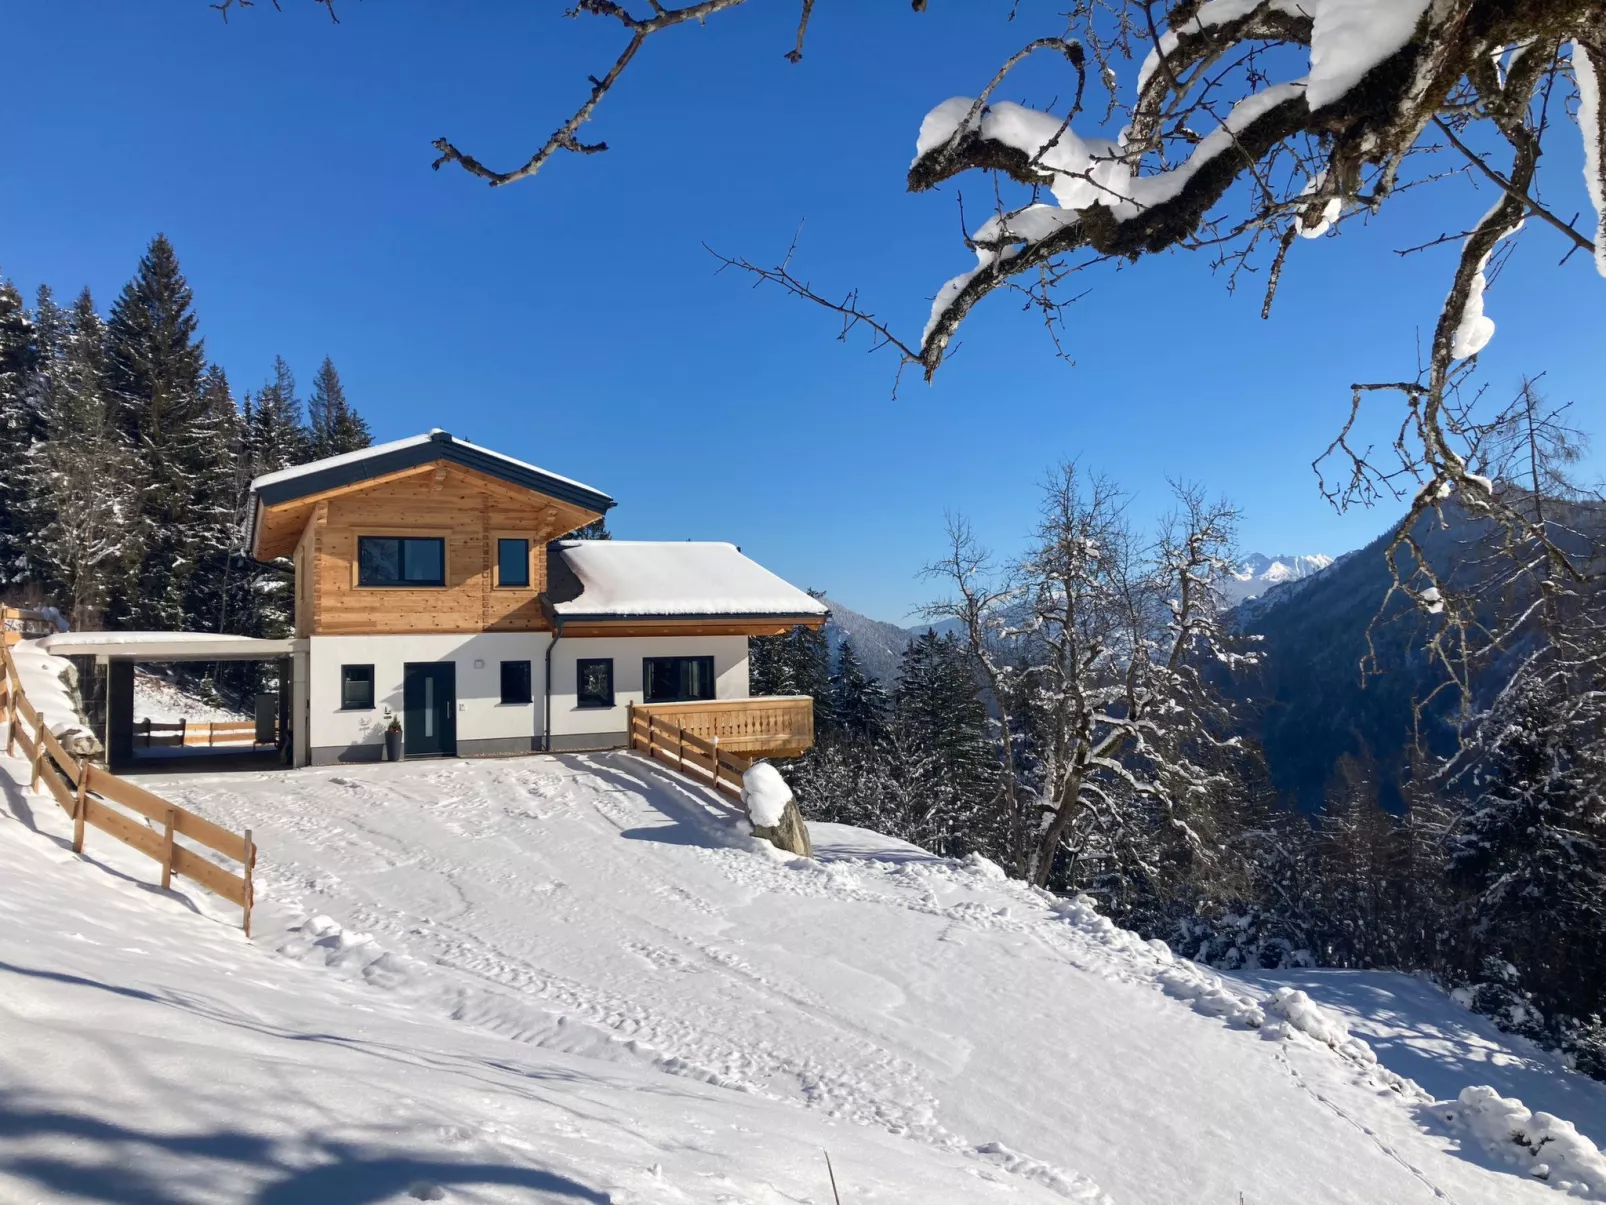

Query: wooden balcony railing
left=629, top=695, right=814, bottom=759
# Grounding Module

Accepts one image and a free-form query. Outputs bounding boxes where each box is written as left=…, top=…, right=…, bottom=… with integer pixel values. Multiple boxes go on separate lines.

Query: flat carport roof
left=39, top=633, right=296, bottom=662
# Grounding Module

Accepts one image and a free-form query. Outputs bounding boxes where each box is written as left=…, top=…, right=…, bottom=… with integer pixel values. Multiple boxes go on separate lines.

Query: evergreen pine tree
left=29, top=289, right=143, bottom=626
left=829, top=638, right=887, bottom=738
left=307, top=356, right=371, bottom=458
left=182, top=365, right=247, bottom=639
left=245, top=356, right=309, bottom=476
left=0, top=274, right=38, bottom=585
left=893, top=630, right=995, bottom=799
left=103, top=235, right=207, bottom=629
left=104, top=234, right=205, bottom=449
left=1448, top=662, right=1606, bottom=1021
left=749, top=598, right=831, bottom=710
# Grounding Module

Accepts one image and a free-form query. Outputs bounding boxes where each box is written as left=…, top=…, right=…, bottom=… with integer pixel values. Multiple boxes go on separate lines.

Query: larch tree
left=928, top=467, right=1256, bottom=888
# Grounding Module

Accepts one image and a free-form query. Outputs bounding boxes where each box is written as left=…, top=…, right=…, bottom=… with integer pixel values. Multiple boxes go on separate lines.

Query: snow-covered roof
left=38, top=632, right=297, bottom=661
left=247, top=431, right=614, bottom=551
left=547, top=541, right=828, bottom=621
left=249, top=430, right=603, bottom=497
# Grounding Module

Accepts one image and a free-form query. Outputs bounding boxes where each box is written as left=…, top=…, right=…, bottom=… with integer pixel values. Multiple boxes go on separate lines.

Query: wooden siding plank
left=307, top=463, right=596, bottom=635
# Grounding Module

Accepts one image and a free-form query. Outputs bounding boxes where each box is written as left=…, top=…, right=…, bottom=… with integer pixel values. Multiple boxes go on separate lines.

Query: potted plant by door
left=383, top=712, right=403, bottom=762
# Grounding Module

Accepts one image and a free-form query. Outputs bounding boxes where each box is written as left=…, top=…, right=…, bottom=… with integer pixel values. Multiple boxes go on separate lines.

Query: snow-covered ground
left=4, top=744, right=1606, bottom=1203
left=134, top=667, right=253, bottom=724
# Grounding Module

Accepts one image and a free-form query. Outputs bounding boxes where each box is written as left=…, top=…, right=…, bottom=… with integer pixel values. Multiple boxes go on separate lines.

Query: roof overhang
left=247, top=431, right=615, bottom=561
left=545, top=610, right=826, bottom=639
left=38, top=634, right=297, bottom=662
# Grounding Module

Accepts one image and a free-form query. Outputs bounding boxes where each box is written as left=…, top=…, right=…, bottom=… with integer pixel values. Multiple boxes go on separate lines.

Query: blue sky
left=3, top=2, right=1602, bottom=621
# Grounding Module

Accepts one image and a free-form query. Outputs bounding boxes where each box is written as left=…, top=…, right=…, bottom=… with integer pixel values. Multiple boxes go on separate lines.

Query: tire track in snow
left=149, top=758, right=1122, bottom=1200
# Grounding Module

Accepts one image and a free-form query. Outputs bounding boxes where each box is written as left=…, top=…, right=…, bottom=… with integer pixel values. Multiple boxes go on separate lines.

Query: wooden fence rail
left=138, top=718, right=273, bottom=749
left=2, top=644, right=256, bottom=935
left=1, top=606, right=59, bottom=647
left=626, top=702, right=754, bottom=804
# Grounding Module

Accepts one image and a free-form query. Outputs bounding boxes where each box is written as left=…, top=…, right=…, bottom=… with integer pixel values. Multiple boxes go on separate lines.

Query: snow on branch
left=1575, top=39, right=1606, bottom=277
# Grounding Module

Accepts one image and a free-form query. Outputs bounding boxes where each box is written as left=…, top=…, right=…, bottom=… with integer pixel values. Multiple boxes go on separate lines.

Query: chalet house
left=245, top=430, right=825, bottom=767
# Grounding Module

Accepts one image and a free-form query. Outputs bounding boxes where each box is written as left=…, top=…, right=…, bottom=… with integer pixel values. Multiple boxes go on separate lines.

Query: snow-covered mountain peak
left=1222, top=553, right=1334, bottom=606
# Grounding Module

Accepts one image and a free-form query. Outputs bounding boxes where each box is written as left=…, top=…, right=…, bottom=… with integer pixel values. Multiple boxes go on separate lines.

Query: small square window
left=576, top=658, right=614, bottom=709
left=497, top=538, right=531, bottom=588
left=500, top=660, right=532, bottom=705
left=341, top=664, right=375, bottom=710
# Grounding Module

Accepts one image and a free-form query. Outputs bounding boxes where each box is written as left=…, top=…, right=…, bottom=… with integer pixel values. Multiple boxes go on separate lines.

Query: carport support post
left=107, top=659, right=134, bottom=771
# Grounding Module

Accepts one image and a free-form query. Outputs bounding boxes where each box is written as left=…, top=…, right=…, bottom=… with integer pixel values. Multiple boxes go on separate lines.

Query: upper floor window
left=496, top=538, right=531, bottom=588
left=358, top=536, right=445, bottom=587
left=643, top=655, right=715, bottom=704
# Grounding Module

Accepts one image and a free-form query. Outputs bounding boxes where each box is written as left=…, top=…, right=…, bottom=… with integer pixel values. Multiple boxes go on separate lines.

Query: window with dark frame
left=340, top=664, right=375, bottom=710
left=357, top=536, right=446, bottom=587
left=497, top=538, right=531, bottom=588
left=500, top=660, right=533, bottom=705
left=642, top=656, right=715, bottom=704
left=576, top=659, right=614, bottom=709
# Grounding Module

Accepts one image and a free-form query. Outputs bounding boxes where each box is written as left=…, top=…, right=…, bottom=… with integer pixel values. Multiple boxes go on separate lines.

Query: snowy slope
left=821, top=597, right=918, bottom=684
left=134, top=667, right=254, bottom=724
left=5, top=746, right=1606, bottom=1202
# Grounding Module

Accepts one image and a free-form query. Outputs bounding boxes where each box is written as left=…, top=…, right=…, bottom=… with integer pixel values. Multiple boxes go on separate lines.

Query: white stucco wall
left=547, top=635, right=750, bottom=740
left=307, top=632, right=550, bottom=758
left=303, top=631, right=752, bottom=758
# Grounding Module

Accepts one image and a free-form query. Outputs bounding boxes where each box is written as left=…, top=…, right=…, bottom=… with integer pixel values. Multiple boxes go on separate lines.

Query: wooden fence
left=138, top=718, right=273, bottom=749
left=1, top=646, right=257, bottom=935
left=2, top=606, right=58, bottom=647
left=630, top=696, right=814, bottom=759
left=627, top=702, right=755, bottom=804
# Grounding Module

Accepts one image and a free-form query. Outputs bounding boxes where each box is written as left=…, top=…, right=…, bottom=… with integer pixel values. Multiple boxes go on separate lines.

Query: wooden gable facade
left=250, top=437, right=608, bottom=638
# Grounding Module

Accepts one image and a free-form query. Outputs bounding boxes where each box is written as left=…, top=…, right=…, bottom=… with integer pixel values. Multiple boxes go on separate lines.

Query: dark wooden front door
left=403, top=662, right=456, bottom=758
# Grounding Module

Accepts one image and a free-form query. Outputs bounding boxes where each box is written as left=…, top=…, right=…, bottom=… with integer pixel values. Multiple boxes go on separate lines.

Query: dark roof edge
left=251, top=434, right=616, bottom=517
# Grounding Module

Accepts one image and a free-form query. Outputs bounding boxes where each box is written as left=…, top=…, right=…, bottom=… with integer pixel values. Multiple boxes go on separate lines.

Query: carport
left=38, top=632, right=296, bottom=773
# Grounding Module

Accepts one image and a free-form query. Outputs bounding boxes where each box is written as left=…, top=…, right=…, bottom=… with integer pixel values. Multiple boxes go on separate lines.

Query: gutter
left=540, top=596, right=562, bottom=753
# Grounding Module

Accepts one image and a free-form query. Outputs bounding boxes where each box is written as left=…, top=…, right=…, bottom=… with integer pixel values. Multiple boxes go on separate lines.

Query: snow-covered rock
left=8, top=639, right=100, bottom=756
left=741, top=761, right=812, bottom=857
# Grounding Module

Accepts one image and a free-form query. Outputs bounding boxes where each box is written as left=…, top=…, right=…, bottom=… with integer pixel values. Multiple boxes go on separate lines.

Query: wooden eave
left=550, top=614, right=827, bottom=639
left=251, top=459, right=605, bottom=561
